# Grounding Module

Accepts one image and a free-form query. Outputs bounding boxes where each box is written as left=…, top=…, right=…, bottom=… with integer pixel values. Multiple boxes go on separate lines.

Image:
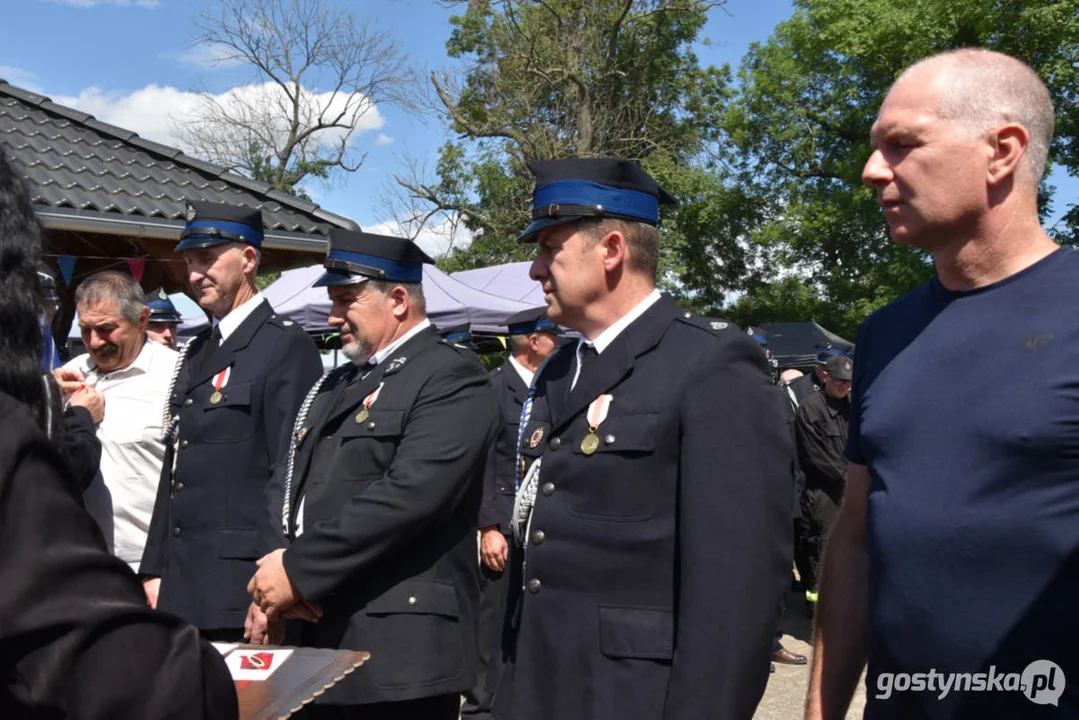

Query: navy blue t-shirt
left=848, top=247, right=1079, bottom=718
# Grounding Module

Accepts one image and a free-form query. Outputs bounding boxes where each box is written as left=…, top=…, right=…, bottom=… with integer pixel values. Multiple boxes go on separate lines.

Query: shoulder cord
left=41, top=374, right=56, bottom=440
left=281, top=369, right=335, bottom=535
left=161, top=339, right=193, bottom=442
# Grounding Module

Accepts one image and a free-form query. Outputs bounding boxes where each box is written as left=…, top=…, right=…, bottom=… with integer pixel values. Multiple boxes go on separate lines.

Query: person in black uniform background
left=0, top=146, right=236, bottom=719
left=787, top=346, right=847, bottom=407
left=494, top=158, right=793, bottom=720
left=463, top=306, right=562, bottom=719
left=145, top=287, right=183, bottom=349
left=249, top=229, right=499, bottom=719
left=794, top=353, right=851, bottom=600
left=140, top=201, right=322, bottom=642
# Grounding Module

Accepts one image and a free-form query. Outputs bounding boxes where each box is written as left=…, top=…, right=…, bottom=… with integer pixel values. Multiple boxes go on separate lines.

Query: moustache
left=94, top=343, right=119, bottom=356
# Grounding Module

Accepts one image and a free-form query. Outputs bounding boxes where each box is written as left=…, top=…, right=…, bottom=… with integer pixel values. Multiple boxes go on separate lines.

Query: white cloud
left=52, top=81, right=386, bottom=154
left=53, top=85, right=201, bottom=147
left=0, top=66, right=43, bottom=94
left=376, top=133, right=394, bottom=146
left=366, top=217, right=474, bottom=259
left=43, top=0, right=162, bottom=7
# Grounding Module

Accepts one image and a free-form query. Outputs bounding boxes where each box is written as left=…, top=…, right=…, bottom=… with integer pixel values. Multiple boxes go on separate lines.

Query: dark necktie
left=574, top=344, right=598, bottom=391
left=201, top=325, right=222, bottom=368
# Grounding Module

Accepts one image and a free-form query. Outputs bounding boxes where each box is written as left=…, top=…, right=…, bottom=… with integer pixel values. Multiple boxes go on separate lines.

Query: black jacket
left=794, top=389, right=850, bottom=504
left=140, top=299, right=322, bottom=630
left=0, top=392, right=236, bottom=719
left=265, top=326, right=498, bottom=705
left=59, top=405, right=101, bottom=491
left=494, top=296, right=794, bottom=720
left=478, top=359, right=529, bottom=532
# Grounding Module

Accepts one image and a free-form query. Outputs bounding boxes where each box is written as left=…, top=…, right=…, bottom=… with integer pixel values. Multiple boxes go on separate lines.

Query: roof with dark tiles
left=0, top=79, right=359, bottom=243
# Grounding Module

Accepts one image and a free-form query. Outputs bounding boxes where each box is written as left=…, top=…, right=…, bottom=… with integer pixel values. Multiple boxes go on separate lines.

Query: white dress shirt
left=509, top=354, right=535, bottom=388
left=571, top=289, right=662, bottom=390
left=63, top=338, right=178, bottom=570
left=368, top=318, right=433, bottom=366
left=213, top=292, right=267, bottom=342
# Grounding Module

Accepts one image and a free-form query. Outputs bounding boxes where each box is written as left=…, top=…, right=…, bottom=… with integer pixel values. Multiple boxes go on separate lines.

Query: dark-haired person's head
left=0, top=147, right=58, bottom=434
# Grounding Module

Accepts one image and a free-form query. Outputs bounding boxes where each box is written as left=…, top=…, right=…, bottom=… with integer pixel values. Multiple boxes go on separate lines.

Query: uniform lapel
left=552, top=295, right=681, bottom=430
left=188, top=300, right=273, bottom=388
left=318, top=326, right=442, bottom=431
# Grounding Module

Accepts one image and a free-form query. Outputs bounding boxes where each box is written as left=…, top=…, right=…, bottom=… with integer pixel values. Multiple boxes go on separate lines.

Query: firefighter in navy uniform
left=249, top=229, right=499, bottom=720
left=140, top=201, right=322, bottom=642
left=494, top=159, right=793, bottom=720
left=463, top=307, right=562, bottom=719
left=145, top=287, right=183, bottom=349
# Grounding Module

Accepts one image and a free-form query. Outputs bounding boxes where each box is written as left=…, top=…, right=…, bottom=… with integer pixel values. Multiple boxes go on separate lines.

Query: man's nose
left=529, top=255, right=547, bottom=281
left=862, top=149, right=891, bottom=187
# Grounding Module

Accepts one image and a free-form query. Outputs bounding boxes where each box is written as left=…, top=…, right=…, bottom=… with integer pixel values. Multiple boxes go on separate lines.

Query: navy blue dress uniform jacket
left=263, top=326, right=499, bottom=705
left=478, top=360, right=529, bottom=532
left=140, top=299, right=322, bottom=630
left=494, top=296, right=794, bottom=720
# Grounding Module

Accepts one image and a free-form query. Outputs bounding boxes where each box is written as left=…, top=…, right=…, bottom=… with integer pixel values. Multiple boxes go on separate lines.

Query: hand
left=244, top=602, right=286, bottom=645
left=143, top=577, right=161, bottom=609
left=247, top=549, right=321, bottom=622
left=480, top=526, right=509, bottom=572
left=52, top=368, right=85, bottom=396
left=68, top=386, right=105, bottom=424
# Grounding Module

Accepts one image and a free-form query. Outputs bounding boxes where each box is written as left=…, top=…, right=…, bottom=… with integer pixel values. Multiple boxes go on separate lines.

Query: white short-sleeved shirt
left=63, top=339, right=178, bottom=570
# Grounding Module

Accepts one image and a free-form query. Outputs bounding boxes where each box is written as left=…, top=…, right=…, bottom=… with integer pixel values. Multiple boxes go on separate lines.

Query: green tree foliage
left=722, top=0, right=1078, bottom=338
left=397, top=0, right=743, bottom=294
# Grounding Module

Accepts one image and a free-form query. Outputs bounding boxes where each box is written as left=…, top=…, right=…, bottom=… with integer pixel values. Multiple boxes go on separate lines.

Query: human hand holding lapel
left=248, top=549, right=323, bottom=622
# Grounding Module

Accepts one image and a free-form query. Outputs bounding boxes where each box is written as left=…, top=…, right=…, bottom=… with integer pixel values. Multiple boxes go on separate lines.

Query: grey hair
left=367, top=279, right=427, bottom=315
left=75, top=270, right=146, bottom=323
left=898, top=49, right=1055, bottom=184
left=507, top=334, right=530, bottom=354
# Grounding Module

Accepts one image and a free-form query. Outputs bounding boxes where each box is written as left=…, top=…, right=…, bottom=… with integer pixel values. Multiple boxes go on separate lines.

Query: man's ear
left=137, top=306, right=151, bottom=331
left=599, top=229, right=628, bottom=272
left=390, top=285, right=410, bottom=319
left=240, top=244, right=259, bottom=275
left=987, top=122, right=1029, bottom=187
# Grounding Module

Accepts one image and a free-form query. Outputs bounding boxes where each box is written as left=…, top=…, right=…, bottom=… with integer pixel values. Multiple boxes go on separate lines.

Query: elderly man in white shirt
left=55, top=271, right=178, bottom=571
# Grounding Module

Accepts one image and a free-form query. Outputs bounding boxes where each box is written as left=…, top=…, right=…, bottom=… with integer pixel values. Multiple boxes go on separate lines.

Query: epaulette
left=676, top=312, right=738, bottom=336
left=267, top=314, right=300, bottom=330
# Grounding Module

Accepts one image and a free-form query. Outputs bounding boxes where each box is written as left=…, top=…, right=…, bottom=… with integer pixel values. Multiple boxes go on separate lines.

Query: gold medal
left=529, top=427, right=545, bottom=448
left=209, top=390, right=223, bottom=405
left=581, top=432, right=600, bottom=455
left=355, top=408, right=369, bottom=424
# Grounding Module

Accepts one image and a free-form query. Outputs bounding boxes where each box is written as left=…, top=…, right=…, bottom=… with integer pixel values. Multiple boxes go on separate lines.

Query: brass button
left=180, top=439, right=189, bottom=448
left=173, top=526, right=182, bottom=537
left=367, top=421, right=376, bottom=430
left=541, top=482, right=555, bottom=496
left=531, top=530, right=545, bottom=545
left=184, top=398, right=193, bottom=407
left=527, top=578, right=542, bottom=594
left=605, top=434, right=615, bottom=445
left=408, top=596, right=417, bottom=606
left=549, top=437, right=561, bottom=451
left=175, top=482, right=185, bottom=493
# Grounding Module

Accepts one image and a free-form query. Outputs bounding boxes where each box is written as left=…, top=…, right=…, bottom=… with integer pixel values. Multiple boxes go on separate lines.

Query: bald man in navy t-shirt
left=807, top=50, right=1079, bottom=719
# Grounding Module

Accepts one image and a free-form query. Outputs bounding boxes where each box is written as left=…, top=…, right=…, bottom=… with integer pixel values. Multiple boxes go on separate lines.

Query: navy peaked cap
left=314, top=229, right=435, bottom=287
left=145, top=287, right=182, bottom=324
left=504, top=306, right=562, bottom=336
left=176, top=200, right=264, bottom=252
left=518, top=157, right=676, bottom=242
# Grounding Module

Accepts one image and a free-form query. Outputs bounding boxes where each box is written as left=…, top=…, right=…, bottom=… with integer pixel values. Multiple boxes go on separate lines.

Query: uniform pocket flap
left=218, top=527, right=259, bottom=559
left=338, top=409, right=407, bottom=438
left=591, top=413, right=659, bottom=454
left=206, top=381, right=251, bottom=409
left=367, top=580, right=460, bottom=618
left=598, top=606, right=674, bottom=660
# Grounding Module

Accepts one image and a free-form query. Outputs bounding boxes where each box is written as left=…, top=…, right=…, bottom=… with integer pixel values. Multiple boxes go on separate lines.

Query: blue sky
left=3, top=0, right=1075, bottom=256
left=0, top=0, right=799, bottom=249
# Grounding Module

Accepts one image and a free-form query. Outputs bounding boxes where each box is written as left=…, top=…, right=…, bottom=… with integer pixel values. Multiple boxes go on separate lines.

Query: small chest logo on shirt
left=1020, top=333, right=1054, bottom=349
